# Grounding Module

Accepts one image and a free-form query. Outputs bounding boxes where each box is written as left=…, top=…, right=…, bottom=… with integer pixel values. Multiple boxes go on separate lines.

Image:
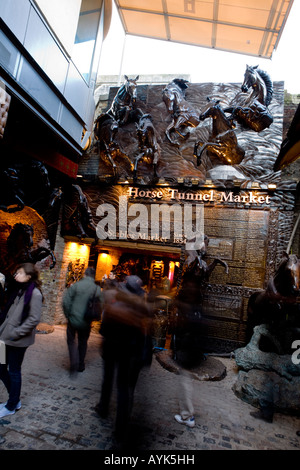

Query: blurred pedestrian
left=95, top=275, right=152, bottom=446
left=172, top=280, right=205, bottom=428
left=0, top=272, right=5, bottom=310
left=63, top=267, right=103, bottom=373
left=0, top=263, right=43, bottom=417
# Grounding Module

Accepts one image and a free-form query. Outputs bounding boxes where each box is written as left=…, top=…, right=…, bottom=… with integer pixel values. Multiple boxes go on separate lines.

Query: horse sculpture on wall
left=162, top=78, right=200, bottom=145
left=194, top=98, right=245, bottom=166
left=4, top=222, right=56, bottom=275
left=0, top=168, right=25, bottom=212
left=62, top=184, right=97, bottom=239
left=93, top=113, right=133, bottom=175
left=134, top=113, right=160, bottom=180
left=108, top=75, right=139, bottom=125
left=225, top=65, right=273, bottom=133
left=246, top=252, right=300, bottom=353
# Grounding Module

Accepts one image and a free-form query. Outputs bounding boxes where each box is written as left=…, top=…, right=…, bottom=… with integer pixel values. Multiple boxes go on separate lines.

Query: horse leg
left=206, top=258, right=229, bottom=277
left=133, top=152, right=143, bottom=180
left=30, top=247, right=56, bottom=269
left=175, top=124, right=190, bottom=140
left=120, top=107, right=130, bottom=125
left=194, top=142, right=220, bottom=166
left=153, top=151, right=159, bottom=177
left=104, top=144, right=117, bottom=175
left=165, top=121, right=178, bottom=145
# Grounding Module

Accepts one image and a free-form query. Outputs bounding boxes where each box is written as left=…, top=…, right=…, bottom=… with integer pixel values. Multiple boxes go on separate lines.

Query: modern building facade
left=0, top=0, right=111, bottom=176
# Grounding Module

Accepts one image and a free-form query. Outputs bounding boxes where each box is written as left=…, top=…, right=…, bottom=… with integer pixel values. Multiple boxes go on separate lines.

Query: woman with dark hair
left=0, top=263, right=43, bottom=418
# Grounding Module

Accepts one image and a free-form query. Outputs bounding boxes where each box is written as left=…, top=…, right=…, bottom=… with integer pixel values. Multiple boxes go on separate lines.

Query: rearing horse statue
left=93, top=113, right=133, bottom=175
left=4, top=223, right=56, bottom=275
left=246, top=252, right=300, bottom=352
left=162, top=78, right=200, bottom=145
left=108, top=75, right=139, bottom=125
left=194, top=98, right=245, bottom=166
left=225, top=65, right=273, bottom=132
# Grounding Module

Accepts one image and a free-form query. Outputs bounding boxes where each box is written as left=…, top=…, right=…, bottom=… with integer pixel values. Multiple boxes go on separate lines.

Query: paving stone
left=0, top=325, right=299, bottom=452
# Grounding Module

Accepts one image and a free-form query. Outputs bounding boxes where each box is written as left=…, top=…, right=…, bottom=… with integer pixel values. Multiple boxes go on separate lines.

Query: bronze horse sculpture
left=108, top=75, right=139, bottom=125
left=225, top=65, right=273, bottom=133
left=162, top=79, right=200, bottom=145
left=0, top=168, right=25, bottom=212
left=246, top=252, right=300, bottom=352
left=194, top=98, right=245, bottom=166
left=134, top=113, right=160, bottom=179
left=93, top=113, right=133, bottom=175
left=5, top=223, right=56, bottom=273
left=62, top=185, right=97, bottom=239
left=172, top=236, right=229, bottom=362
left=176, top=235, right=228, bottom=308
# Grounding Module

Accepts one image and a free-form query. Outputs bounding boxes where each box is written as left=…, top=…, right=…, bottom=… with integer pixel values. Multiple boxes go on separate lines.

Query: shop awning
left=114, top=0, right=293, bottom=58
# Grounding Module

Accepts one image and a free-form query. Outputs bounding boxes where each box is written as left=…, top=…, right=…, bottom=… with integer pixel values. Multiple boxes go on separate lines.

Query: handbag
left=84, top=287, right=102, bottom=323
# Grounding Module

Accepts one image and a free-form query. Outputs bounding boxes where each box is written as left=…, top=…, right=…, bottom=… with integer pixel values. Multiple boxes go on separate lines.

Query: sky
left=98, top=1, right=299, bottom=94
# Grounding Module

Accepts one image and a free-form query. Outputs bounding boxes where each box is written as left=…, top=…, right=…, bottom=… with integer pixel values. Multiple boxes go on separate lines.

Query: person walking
left=0, top=263, right=43, bottom=418
left=63, top=267, right=103, bottom=373
left=95, top=275, right=152, bottom=446
left=172, top=279, right=205, bottom=428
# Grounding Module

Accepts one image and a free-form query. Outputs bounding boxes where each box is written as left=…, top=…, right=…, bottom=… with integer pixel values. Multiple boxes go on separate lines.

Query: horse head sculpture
left=271, top=253, right=300, bottom=298
left=241, top=65, right=273, bottom=107
left=225, top=65, right=273, bottom=132
left=108, top=75, right=139, bottom=125
left=246, top=252, right=300, bottom=350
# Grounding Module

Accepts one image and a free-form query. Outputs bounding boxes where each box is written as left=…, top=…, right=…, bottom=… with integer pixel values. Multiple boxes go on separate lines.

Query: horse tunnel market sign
left=126, top=187, right=272, bottom=205
left=95, top=186, right=272, bottom=249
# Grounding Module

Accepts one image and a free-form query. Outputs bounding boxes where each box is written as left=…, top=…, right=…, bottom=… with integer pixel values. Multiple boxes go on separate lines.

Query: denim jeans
left=0, top=345, right=27, bottom=411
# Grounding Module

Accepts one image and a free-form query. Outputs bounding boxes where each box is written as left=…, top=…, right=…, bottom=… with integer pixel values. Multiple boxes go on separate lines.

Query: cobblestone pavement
left=0, top=326, right=299, bottom=454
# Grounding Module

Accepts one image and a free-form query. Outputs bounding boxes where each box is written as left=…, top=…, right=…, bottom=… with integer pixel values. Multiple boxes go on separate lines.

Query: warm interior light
left=168, top=261, right=175, bottom=283
left=157, top=178, right=168, bottom=186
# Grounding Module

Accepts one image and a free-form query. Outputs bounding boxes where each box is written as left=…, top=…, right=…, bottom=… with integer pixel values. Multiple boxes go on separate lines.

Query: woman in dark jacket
left=0, top=263, right=43, bottom=417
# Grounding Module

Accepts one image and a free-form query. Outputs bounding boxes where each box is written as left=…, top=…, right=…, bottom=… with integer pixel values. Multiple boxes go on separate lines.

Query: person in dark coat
left=95, top=275, right=152, bottom=445
left=63, top=267, right=103, bottom=372
left=0, top=263, right=43, bottom=418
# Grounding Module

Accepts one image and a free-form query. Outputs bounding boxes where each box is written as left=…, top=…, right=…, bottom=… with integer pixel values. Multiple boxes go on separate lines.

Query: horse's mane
left=173, top=78, right=189, bottom=90
left=256, top=68, right=273, bottom=107
left=163, top=80, right=188, bottom=102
